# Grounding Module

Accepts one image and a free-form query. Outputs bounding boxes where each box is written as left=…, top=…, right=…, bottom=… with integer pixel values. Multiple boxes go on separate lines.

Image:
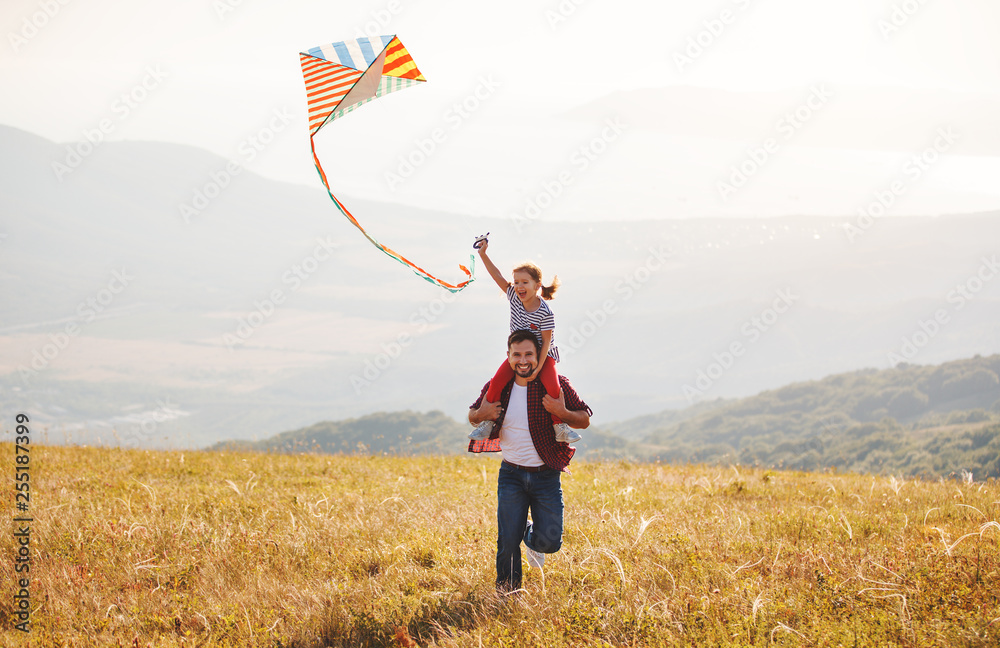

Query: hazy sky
left=3, top=0, right=1000, bottom=438
left=2, top=0, right=999, bottom=217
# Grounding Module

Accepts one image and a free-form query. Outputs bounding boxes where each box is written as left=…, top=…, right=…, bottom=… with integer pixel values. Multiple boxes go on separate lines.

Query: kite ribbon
left=309, top=136, right=474, bottom=292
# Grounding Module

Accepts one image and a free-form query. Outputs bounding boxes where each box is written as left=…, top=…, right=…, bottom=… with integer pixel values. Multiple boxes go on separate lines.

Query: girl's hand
left=477, top=239, right=489, bottom=254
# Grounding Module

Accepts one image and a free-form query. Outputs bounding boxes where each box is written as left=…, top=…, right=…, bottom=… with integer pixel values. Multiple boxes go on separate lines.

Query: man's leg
left=496, top=463, right=529, bottom=592
left=524, top=469, right=564, bottom=555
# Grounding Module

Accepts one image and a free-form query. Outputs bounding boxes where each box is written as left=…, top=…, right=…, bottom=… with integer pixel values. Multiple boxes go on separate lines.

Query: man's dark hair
left=507, top=329, right=541, bottom=356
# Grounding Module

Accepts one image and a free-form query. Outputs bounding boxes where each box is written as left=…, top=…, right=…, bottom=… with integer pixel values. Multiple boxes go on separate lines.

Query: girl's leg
left=485, top=359, right=516, bottom=403
left=470, top=359, right=516, bottom=440
left=538, top=357, right=563, bottom=425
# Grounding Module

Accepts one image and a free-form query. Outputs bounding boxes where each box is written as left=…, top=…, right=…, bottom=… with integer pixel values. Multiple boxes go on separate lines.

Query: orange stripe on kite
left=382, top=37, right=425, bottom=79
left=305, top=70, right=361, bottom=91
left=304, top=66, right=357, bottom=82
left=303, top=63, right=357, bottom=79
left=385, top=62, right=421, bottom=80
left=302, top=61, right=360, bottom=82
left=382, top=51, right=424, bottom=80
left=309, top=98, right=351, bottom=117
left=300, top=60, right=330, bottom=74
left=299, top=55, right=327, bottom=68
left=306, top=81, right=355, bottom=100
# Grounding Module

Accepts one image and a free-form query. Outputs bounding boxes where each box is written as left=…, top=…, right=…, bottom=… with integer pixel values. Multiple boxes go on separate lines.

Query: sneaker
left=525, top=546, right=545, bottom=570
left=468, top=420, right=493, bottom=440
left=553, top=422, right=581, bottom=444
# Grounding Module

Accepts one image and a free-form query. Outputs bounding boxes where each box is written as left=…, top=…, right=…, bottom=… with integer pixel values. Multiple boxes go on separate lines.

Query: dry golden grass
left=1, top=443, right=998, bottom=647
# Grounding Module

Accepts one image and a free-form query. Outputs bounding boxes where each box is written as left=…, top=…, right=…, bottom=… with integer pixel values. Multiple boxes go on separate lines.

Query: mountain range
left=1, top=124, right=998, bottom=449
left=216, top=354, right=1000, bottom=479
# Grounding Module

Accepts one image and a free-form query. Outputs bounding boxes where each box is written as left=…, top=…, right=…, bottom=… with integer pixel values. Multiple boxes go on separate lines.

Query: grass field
left=1, top=443, right=998, bottom=647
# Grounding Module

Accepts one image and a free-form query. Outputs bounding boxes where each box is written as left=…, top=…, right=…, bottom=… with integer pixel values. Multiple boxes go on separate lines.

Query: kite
left=299, top=35, right=475, bottom=292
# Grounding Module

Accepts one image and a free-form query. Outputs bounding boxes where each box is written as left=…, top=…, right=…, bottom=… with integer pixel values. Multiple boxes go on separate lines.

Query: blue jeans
left=496, top=462, right=564, bottom=591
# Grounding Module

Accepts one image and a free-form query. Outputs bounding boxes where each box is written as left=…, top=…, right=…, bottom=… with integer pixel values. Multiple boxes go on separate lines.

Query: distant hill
left=213, top=411, right=465, bottom=456
left=219, top=355, right=1000, bottom=479
left=622, top=354, right=1000, bottom=478
left=213, top=409, right=644, bottom=460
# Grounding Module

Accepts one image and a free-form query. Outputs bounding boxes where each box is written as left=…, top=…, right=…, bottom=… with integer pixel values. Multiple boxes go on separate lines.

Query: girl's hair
left=512, top=263, right=560, bottom=300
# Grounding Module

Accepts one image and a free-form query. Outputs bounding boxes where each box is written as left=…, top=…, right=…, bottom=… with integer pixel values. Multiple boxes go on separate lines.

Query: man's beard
left=514, top=362, right=535, bottom=378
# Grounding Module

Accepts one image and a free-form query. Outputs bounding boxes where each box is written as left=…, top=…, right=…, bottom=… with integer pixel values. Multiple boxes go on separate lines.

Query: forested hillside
left=215, top=410, right=467, bottom=456
left=214, top=409, right=641, bottom=459
left=222, top=355, right=1000, bottom=479
left=626, top=355, right=1000, bottom=477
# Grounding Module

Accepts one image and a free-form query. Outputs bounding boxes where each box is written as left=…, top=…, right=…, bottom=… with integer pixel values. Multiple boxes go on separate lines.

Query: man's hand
left=470, top=399, right=502, bottom=425
left=541, top=391, right=567, bottom=418
left=543, top=391, right=590, bottom=429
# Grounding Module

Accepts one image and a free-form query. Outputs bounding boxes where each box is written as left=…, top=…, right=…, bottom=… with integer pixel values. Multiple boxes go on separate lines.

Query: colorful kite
left=299, top=35, right=474, bottom=292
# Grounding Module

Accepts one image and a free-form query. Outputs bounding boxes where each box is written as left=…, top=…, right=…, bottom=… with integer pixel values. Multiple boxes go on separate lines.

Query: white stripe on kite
left=343, top=40, right=368, bottom=70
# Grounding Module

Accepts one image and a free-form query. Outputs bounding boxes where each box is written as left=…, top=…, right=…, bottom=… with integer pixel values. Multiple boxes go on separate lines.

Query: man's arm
left=469, top=399, right=503, bottom=425
left=469, top=380, right=503, bottom=425
left=542, top=375, right=592, bottom=428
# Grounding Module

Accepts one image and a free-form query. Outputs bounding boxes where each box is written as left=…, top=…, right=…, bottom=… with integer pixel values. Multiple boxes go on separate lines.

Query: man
left=468, top=329, right=592, bottom=593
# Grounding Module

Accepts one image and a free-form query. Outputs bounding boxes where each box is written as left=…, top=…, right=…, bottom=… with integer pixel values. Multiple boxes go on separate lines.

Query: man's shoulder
left=529, top=374, right=580, bottom=399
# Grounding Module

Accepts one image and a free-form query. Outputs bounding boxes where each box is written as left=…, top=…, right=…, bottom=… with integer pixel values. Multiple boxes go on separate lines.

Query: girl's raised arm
left=477, top=241, right=509, bottom=293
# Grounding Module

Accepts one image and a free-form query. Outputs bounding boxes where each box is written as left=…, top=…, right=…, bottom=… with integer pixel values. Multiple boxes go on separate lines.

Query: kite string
left=309, top=135, right=474, bottom=292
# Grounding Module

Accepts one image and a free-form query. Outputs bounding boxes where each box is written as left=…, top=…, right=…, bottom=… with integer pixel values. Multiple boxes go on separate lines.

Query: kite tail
left=310, top=137, right=475, bottom=293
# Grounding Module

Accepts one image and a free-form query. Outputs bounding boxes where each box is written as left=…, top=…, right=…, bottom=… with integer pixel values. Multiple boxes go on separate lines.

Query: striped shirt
left=507, top=284, right=559, bottom=362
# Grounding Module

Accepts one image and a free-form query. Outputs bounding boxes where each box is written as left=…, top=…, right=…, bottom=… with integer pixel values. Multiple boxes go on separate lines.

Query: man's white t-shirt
left=498, top=383, right=544, bottom=467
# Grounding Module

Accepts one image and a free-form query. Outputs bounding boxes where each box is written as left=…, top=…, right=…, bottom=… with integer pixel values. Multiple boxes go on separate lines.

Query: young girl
left=468, top=239, right=581, bottom=444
